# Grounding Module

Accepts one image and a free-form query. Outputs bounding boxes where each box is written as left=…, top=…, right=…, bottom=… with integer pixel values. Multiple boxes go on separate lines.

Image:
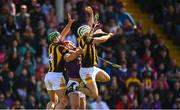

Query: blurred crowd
left=0, top=0, right=179, bottom=109
left=136, top=0, right=180, bottom=45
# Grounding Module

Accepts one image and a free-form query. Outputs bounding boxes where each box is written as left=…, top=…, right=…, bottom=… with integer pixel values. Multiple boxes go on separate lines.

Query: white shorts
left=67, top=80, right=85, bottom=98
left=79, top=66, right=102, bottom=84
left=44, top=72, right=66, bottom=90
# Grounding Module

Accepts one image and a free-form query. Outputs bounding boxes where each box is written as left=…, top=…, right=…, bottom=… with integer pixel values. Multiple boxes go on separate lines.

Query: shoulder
left=48, top=43, right=61, bottom=49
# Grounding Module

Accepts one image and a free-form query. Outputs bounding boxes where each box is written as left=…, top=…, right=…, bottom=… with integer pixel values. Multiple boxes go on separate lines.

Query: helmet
left=77, top=25, right=91, bottom=36
left=48, top=31, right=60, bottom=43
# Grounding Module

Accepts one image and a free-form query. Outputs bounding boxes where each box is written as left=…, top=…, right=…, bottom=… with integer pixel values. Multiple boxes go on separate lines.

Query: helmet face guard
left=48, top=31, right=61, bottom=43
left=77, top=25, right=91, bottom=37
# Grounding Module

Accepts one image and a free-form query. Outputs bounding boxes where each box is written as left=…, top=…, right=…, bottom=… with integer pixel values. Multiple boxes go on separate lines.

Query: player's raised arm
left=60, top=13, right=75, bottom=40
left=92, top=33, right=113, bottom=44
left=85, top=6, right=94, bottom=30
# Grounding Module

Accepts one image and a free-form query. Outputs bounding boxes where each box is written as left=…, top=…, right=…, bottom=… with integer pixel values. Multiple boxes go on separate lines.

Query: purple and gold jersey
left=65, top=57, right=81, bottom=78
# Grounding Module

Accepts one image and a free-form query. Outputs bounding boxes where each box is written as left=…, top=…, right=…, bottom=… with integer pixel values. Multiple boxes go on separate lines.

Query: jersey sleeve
left=58, top=45, right=69, bottom=56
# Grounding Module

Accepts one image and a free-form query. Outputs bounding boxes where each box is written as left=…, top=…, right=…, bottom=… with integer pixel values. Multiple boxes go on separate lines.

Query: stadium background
left=0, top=0, right=180, bottom=109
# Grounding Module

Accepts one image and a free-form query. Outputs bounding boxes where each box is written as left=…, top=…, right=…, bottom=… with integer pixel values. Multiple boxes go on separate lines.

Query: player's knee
left=51, top=97, right=58, bottom=104
left=47, top=101, right=56, bottom=109
left=105, top=75, right=110, bottom=82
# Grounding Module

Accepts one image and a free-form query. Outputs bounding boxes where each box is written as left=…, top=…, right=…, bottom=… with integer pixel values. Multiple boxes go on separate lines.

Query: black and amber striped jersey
left=77, top=35, right=97, bottom=67
left=48, top=43, right=68, bottom=72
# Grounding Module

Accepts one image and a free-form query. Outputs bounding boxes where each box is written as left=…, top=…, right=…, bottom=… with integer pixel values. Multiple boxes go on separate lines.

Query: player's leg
left=46, top=91, right=58, bottom=109
left=44, top=73, right=58, bottom=109
left=69, top=92, right=80, bottom=109
left=78, top=67, right=99, bottom=99
left=95, top=67, right=110, bottom=82
left=79, top=93, right=86, bottom=109
left=78, top=81, right=98, bottom=99
left=78, top=77, right=98, bottom=99
left=54, top=89, right=68, bottom=109
left=52, top=75, right=68, bottom=109
left=67, top=79, right=81, bottom=109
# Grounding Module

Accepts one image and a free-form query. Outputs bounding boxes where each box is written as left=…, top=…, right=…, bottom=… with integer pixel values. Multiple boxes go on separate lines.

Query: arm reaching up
left=60, top=13, right=75, bottom=40
left=85, top=6, right=94, bottom=30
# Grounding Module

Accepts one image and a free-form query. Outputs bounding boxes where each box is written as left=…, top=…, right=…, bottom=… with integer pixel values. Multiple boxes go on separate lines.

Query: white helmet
left=77, top=25, right=91, bottom=36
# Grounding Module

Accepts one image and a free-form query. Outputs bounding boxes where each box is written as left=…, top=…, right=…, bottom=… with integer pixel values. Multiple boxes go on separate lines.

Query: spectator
left=4, top=90, right=13, bottom=108
left=105, top=4, right=116, bottom=23
left=91, top=95, right=109, bottom=109
left=101, top=61, right=113, bottom=77
left=8, top=40, right=20, bottom=71
left=6, top=0, right=16, bottom=16
left=20, top=49, right=37, bottom=73
left=23, top=18, right=32, bottom=32
left=172, top=81, right=180, bottom=100
left=15, top=5, right=30, bottom=30
left=166, top=91, right=174, bottom=108
left=173, top=98, right=180, bottom=109
left=2, top=14, right=19, bottom=45
left=140, top=60, right=155, bottom=78
left=3, top=71, right=16, bottom=93
left=36, top=64, right=46, bottom=81
left=129, top=50, right=140, bottom=66
left=140, top=96, right=152, bottom=109
left=25, top=95, right=37, bottom=109
left=115, top=37, right=131, bottom=55
left=125, top=70, right=141, bottom=91
left=123, top=19, right=134, bottom=36
left=41, top=0, right=52, bottom=15
left=117, top=50, right=128, bottom=65
left=27, top=75, right=37, bottom=94
left=142, top=71, right=153, bottom=91
left=36, top=38, right=48, bottom=67
left=154, top=76, right=169, bottom=108
left=153, top=93, right=161, bottom=109
left=127, top=86, right=138, bottom=104
left=22, top=26, right=35, bottom=46
left=98, top=84, right=110, bottom=102
left=114, top=60, right=128, bottom=92
left=155, top=48, right=171, bottom=72
left=143, top=28, right=158, bottom=47
left=115, top=2, right=136, bottom=29
left=12, top=99, right=23, bottom=109
left=142, top=50, right=155, bottom=69
left=163, top=5, right=175, bottom=38
left=115, top=94, right=133, bottom=109
left=174, top=3, right=180, bottom=44
left=109, top=19, right=119, bottom=34
left=153, top=73, right=169, bottom=90
left=107, top=76, right=121, bottom=108
left=46, top=7, right=57, bottom=28
left=0, top=93, right=7, bottom=108
left=138, top=38, right=153, bottom=58
left=153, top=38, right=169, bottom=59
left=30, top=4, right=45, bottom=32
left=0, top=62, right=10, bottom=80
